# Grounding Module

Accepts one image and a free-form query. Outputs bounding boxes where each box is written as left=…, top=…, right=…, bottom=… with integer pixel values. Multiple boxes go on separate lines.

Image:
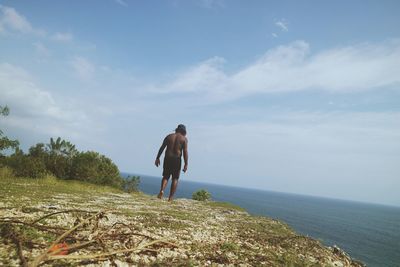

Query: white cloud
left=271, top=33, right=278, bottom=38
left=70, top=56, right=96, bottom=81
left=275, top=19, right=289, bottom=32
left=0, top=5, right=45, bottom=36
left=33, top=42, right=51, bottom=57
left=51, top=32, right=73, bottom=42
left=156, top=40, right=400, bottom=101
left=0, top=63, right=97, bottom=143
left=0, top=63, right=68, bottom=121
left=158, top=57, right=228, bottom=94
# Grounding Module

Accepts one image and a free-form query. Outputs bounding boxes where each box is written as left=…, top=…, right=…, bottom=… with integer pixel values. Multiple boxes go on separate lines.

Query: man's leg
left=158, top=176, right=169, bottom=199
left=168, top=178, right=179, bottom=202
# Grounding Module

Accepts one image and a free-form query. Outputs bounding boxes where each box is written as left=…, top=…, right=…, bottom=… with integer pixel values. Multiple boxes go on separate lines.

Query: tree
left=0, top=107, right=130, bottom=188
left=6, top=148, right=47, bottom=178
left=29, top=143, right=47, bottom=159
left=70, top=151, right=123, bottom=188
left=0, top=105, right=19, bottom=157
left=47, top=137, right=77, bottom=157
left=45, top=137, right=78, bottom=178
left=0, top=106, right=10, bottom=116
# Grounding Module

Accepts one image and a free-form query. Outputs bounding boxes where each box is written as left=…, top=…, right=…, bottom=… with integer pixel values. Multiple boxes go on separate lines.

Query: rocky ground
left=0, top=176, right=365, bottom=266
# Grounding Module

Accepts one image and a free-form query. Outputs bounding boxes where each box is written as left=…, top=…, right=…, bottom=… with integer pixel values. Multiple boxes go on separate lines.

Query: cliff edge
left=0, top=176, right=365, bottom=266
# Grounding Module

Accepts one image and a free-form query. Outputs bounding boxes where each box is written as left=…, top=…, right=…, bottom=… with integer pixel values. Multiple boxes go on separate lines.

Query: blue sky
left=1, top=0, right=399, bottom=206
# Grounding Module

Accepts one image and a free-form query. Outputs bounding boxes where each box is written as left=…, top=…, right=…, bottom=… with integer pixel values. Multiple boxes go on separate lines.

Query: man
left=155, top=124, right=188, bottom=201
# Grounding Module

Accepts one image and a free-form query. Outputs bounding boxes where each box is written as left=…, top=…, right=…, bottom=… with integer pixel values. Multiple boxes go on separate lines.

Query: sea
left=122, top=173, right=400, bottom=267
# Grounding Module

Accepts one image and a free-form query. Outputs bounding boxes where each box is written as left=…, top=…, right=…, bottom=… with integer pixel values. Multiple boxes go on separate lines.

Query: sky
left=0, top=0, right=399, bottom=206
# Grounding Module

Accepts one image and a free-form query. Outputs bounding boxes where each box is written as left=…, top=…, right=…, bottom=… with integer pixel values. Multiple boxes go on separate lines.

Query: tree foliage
left=0, top=105, right=19, bottom=156
left=5, top=148, right=47, bottom=178
left=70, top=151, right=123, bottom=187
left=4, top=137, right=129, bottom=188
left=0, top=106, right=10, bottom=116
left=0, top=106, right=139, bottom=190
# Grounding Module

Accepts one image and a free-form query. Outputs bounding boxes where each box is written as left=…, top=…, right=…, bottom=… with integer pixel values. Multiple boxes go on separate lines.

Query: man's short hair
left=175, top=124, right=186, bottom=135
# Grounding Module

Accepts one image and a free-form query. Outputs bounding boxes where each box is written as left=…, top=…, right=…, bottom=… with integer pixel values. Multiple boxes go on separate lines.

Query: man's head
left=175, top=124, right=187, bottom=136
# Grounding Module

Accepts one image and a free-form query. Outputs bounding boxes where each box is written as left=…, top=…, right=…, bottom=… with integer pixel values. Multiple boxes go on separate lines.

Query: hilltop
left=0, top=176, right=364, bottom=266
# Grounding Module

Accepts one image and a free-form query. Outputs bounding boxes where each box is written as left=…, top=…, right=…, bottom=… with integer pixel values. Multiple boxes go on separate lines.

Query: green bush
left=0, top=106, right=132, bottom=189
left=6, top=152, right=47, bottom=178
left=192, top=189, right=211, bottom=201
left=70, top=151, right=123, bottom=188
left=0, top=166, right=14, bottom=179
left=123, top=175, right=140, bottom=193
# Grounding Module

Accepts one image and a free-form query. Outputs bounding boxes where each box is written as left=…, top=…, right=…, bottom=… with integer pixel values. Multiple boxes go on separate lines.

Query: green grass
left=0, top=167, right=356, bottom=266
left=17, top=224, right=56, bottom=242
left=0, top=172, right=122, bottom=205
left=220, top=241, right=240, bottom=252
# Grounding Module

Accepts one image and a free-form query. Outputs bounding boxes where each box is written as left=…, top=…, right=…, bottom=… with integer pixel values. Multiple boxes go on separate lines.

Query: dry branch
left=47, top=239, right=168, bottom=261
left=0, top=218, right=67, bottom=233
left=30, top=211, right=103, bottom=267
left=31, top=209, right=96, bottom=225
left=0, top=223, right=28, bottom=267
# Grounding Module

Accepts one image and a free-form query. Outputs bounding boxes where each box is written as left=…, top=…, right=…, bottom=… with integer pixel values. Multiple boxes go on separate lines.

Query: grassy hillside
left=0, top=174, right=364, bottom=266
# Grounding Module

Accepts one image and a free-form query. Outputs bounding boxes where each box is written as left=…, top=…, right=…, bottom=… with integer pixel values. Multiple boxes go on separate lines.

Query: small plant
left=123, top=175, right=140, bottom=193
left=192, top=189, right=211, bottom=201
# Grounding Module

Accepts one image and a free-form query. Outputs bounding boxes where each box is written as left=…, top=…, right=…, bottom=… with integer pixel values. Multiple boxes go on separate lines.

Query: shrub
left=6, top=153, right=47, bottom=178
left=70, top=151, right=123, bottom=188
left=192, top=189, right=211, bottom=201
left=123, top=175, right=140, bottom=193
left=0, top=166, right=14, bottom=179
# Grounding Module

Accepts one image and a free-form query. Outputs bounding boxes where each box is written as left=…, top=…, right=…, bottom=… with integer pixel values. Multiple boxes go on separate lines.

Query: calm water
left=123, top=173, right=400, bottom=267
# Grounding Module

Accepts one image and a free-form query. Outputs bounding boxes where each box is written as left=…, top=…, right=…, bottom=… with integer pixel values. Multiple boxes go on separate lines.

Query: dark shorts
left=163, top=156, right=181, bottom=179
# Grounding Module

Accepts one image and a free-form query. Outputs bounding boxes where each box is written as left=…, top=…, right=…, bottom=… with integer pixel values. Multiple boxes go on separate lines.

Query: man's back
left=165, top=133, right=186, bottom=158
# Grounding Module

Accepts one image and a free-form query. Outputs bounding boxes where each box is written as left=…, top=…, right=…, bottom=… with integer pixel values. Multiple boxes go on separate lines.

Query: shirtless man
left=155, top=124, right=188, bottom=201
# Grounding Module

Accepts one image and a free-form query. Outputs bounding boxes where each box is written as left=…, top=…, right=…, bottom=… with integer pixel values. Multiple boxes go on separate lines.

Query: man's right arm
left=155, top=137, right=167, bottom=167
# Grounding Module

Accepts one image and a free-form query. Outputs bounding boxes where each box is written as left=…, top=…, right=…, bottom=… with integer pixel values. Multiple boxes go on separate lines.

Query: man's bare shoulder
left=180, top=136, right=188, bottom=146
left=165, top=133, right=175, bottom=139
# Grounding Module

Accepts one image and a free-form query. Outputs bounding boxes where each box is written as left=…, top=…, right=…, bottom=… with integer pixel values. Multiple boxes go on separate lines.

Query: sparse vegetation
left=123, top=175, right=141, bottom=193
left=0, top=172, right=363, bottom=266
left=192, top=189, right=211, bottom=201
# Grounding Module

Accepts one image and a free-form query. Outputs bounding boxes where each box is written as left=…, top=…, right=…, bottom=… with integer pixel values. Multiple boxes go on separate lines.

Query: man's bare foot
left=157, top=191, right=164, bottom=199
left=168, top=198, right=173, bottom=202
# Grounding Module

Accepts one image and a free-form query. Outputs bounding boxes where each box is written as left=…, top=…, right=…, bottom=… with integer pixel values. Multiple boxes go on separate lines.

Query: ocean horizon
left=123, top=172, right=400, bottom=267
left=126, top=172, right=399, bottom=209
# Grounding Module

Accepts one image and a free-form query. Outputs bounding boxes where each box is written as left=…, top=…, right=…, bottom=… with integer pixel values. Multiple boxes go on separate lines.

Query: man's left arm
left=183, top=138, right=188, bottom=172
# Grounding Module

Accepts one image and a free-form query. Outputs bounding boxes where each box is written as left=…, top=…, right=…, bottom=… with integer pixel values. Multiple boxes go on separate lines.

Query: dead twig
left=30, top=211, right=103, bottom=267
left=46, top=240, right=97, bottom=257
left=0, top=223, right=28, bottom=267
left=0, top=219, right=66, bottom=233
left=47, top=239, right=168, bottom=261
left=31, top=209, right=96, bottom=225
